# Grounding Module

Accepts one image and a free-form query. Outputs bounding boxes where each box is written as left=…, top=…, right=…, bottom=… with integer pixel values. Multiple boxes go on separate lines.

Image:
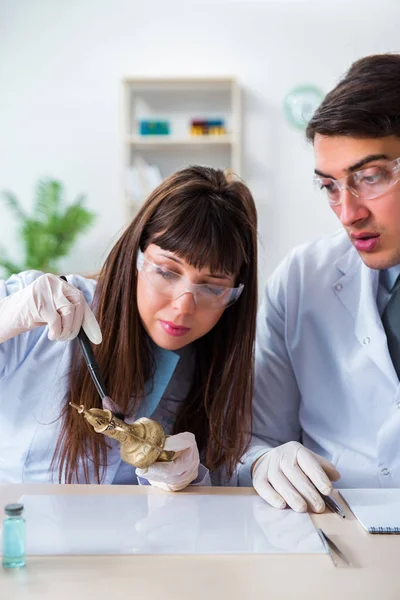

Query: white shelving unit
left=123, top=77, right=241, bottom=214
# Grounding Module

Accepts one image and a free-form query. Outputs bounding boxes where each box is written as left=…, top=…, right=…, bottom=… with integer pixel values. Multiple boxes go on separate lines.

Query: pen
left=324, top=495, right=346, bottom=518
left=317, top=528, right=353, bottom=567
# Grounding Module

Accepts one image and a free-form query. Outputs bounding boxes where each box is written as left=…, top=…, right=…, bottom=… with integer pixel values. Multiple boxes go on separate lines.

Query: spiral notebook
left=339, top=489, right=400, bottom=534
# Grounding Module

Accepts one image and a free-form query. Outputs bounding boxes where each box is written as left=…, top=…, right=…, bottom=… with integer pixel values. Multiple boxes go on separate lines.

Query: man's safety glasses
left=314, top=157, right=400, bottom=206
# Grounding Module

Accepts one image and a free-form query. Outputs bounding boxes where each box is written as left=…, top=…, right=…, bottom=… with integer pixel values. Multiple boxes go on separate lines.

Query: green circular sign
left=283, top=85, right=325, bottom=130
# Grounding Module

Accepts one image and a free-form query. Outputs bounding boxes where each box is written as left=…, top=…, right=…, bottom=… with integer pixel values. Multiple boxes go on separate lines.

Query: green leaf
left=1, top=191, right=28, bottom=222
left=0, top=179, right=97, bottom=274
left=34, top=179, right=64, bottom=221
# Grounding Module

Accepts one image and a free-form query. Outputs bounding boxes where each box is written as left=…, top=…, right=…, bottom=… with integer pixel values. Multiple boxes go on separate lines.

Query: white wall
left=1, top=0, right=400, bottom=285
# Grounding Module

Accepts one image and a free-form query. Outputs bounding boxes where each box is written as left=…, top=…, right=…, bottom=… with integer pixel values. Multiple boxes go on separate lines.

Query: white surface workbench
left=0, top=485, right=399, bottom=600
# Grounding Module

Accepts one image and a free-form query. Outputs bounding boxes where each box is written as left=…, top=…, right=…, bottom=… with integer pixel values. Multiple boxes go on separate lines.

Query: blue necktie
left=382, top=278, right=400, bottom=379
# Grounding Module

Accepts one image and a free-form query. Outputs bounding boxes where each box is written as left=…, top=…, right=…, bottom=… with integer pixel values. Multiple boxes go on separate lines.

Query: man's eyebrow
left=314, top=154, right=390, bottom=179
left=158, top=253, right=231, bottom=280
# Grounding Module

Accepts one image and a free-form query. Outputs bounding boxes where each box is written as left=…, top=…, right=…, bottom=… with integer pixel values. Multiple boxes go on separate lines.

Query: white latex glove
left=136, top=432, right=200, bottom=492
left=252, top=441, right=341, bottom=513
left=0, top=273, right=102, bottom=344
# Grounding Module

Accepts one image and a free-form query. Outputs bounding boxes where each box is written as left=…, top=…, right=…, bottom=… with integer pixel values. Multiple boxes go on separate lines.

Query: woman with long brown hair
left=0, top=165, right=257, bottom=488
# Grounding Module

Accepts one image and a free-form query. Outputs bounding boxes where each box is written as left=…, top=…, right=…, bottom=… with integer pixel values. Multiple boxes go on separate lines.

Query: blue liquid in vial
left=2, top=516, right=26, bottom=568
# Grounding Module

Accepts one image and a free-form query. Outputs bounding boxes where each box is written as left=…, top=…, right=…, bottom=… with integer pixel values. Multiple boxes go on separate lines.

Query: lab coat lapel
left=334, top=249, right=396, bottom=381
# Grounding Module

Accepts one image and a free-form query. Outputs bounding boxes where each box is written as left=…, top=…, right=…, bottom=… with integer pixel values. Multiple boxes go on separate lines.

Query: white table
left=0, top=485, right=399, bottom=600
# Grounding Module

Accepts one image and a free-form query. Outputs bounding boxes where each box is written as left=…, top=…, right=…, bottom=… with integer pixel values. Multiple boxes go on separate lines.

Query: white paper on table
left=16, top=493, right=326, bottom=556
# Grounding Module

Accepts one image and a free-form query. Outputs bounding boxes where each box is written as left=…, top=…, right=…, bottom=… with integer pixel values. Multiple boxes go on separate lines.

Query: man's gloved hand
left=252, top=441, right=341, bottom=513
left=0, top=273, right=102, bottom=344
left=136, top=432, right=200, bottom=492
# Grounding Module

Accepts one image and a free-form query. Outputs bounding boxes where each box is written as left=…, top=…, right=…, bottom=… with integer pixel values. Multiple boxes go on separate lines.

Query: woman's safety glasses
left=137, top=250, right=244, bottom=310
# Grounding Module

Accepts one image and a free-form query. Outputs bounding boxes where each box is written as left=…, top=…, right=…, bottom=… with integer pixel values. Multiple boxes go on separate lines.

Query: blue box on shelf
left=139, top=120, right=170, bottom=136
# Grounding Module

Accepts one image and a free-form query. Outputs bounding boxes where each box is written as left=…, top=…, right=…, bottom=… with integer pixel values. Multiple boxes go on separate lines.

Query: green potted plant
left=0, top=178, right=96, bottom=277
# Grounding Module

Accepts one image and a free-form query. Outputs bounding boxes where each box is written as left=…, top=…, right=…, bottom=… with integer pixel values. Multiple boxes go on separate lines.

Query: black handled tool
left=59, top=275, right=108, bottom=400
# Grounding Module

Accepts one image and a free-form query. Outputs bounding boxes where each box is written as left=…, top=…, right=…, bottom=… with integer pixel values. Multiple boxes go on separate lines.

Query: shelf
left=126, top=135, right=235, bottom=146
left=124, top=77, right=235, bottom=91
left=123, top=76, right=241, bottom=215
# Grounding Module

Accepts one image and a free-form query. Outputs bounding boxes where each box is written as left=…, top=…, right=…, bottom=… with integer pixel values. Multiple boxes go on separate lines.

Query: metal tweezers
left=317, top=528, right=353, bottom=567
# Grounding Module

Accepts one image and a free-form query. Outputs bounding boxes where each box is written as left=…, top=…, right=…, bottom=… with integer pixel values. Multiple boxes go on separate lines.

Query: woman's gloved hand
left=136, top=432, right=200, bottom=492
left=0, top=273, right=102, bottom=344
left=252, top=441, right=341, bottom=513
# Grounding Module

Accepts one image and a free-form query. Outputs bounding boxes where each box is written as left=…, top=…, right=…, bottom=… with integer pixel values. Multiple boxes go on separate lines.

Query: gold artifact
left=69, top=403, right=175, bottom=468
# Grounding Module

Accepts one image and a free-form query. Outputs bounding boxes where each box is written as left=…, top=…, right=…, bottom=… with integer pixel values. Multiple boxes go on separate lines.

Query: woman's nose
left=171, top=291, right=196, bottom=314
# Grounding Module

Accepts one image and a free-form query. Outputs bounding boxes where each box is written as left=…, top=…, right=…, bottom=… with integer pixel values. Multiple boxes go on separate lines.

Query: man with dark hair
left=241, top=54, right=400, bottom=512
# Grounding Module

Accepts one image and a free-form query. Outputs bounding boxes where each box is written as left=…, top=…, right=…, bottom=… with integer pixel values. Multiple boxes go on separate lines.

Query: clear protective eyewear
left=137, top=250, right=244, bottom=310
left=314, top=156, right=400, bottom=206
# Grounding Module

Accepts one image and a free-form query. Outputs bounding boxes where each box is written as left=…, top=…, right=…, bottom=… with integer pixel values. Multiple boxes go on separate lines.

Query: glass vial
left=2, top=503, right=26, bottom=568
